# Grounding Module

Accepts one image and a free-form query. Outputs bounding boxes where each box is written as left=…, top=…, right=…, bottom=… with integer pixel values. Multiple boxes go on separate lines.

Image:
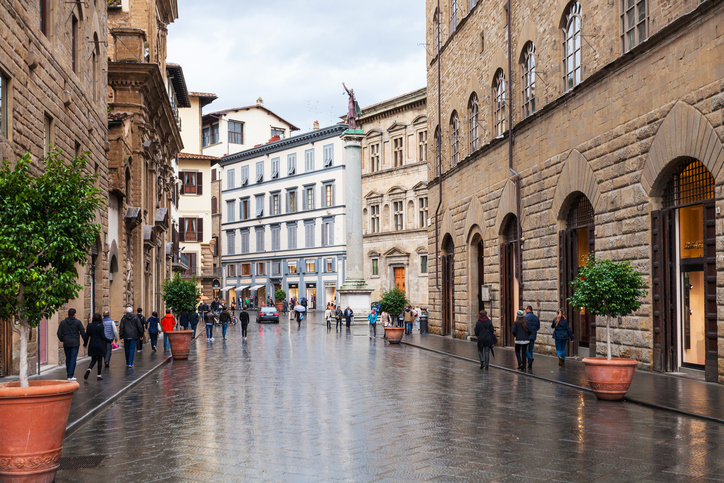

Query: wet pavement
left=57, top=314, right=724, bottom=482
left=401, top=331, right=724, bottom=423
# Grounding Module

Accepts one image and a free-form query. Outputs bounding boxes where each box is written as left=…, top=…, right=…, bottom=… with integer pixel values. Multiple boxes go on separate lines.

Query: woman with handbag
left=552, top=309, right=574, bottom=366
left=145, top=311, right=160, bottom=353
left=474, top=310, right=495, bottom=369
left=511, top=310, right=531, bottom=370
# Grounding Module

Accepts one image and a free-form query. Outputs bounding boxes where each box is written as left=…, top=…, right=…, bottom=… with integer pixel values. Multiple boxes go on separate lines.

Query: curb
left=400, top=340, right=724, bottom=425
left=64, top=355, right=173, bottom=437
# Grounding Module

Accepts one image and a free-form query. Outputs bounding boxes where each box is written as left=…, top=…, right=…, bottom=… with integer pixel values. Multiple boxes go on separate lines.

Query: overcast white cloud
left=168, top=0, right=427, bottom=134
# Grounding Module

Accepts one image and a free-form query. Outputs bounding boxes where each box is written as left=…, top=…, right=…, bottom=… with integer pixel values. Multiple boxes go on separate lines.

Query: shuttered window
left=305, top=222, right=315, bottom=248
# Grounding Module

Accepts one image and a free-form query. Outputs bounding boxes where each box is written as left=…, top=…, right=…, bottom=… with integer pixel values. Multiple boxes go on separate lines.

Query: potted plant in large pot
left=380, top=287, right=408, bottom=344
left=274, top=289, right=286, bottom=313
left=0, top=151, right=103, bottom=482
left=568, top=253, right=648, bottom=401
left=161, top=275, right=201, bottom=360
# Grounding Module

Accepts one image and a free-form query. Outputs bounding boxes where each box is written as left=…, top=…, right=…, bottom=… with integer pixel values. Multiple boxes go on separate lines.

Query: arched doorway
left=469, top=232, right=485, bottom=316
left=652, top=158, right=716, bottom=380
left=500, top=215, right=520, bottom=346
left=441, top=235, right=454, bottom=336
left=559, top=194, right=595, bottom=357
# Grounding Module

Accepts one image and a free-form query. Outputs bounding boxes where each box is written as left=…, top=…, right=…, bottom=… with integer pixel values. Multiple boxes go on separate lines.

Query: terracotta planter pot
left=582, top=357, right=638, bottom=401
left=275, top=302, right=283, bottom=312
left=384, top=326, right=405, bottom=344
left=166, top=330, right=194, bottom=360
left=0, top=379, right=79, bottom=483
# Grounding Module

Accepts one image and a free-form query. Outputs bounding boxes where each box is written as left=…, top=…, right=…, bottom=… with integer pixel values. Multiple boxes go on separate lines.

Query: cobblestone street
left=57, top=314, right=724, bottom=482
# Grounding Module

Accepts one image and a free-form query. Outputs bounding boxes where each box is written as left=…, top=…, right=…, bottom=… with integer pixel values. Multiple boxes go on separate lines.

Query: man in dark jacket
left=239, top=307, right=250, bottom=339
left=179, top=310, right=190, bottom=330
left=474, top=310, right=495, bottom=369
left=136, top=307, right=145, bottom=352
left=119, top=307, right=144, bottom=367
left=524, top=305, right=540, bottom=369
left=344, top=306, right=354, bottom=328
left=189, top=311, right=200, bottom=338
left=57, top=308, right=86, bottom=380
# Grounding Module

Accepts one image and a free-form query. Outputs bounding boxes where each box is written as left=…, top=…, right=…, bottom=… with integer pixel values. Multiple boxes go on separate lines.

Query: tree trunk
left=606, top=316, right=612, bottom=361
left=19, top=320, right=29, bottom=388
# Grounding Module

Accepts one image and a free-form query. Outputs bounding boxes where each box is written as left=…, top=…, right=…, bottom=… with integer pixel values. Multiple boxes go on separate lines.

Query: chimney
left=313, top=120, right=319, bottom=131
left=256, top=97, right=264, bottom=106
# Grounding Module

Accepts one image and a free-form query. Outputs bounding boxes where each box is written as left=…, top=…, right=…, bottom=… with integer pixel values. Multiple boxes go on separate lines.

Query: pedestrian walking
left=219, top=305, right=231, bottom=340
left=325, top=305, right=332, bottom=329
left=344, top=306, right=354, bottom=328
left=56, top=308, right=86, bottom=381
left=368, top=309, right=378, bottom=338
left=283, top=299, right=288, bottom=314
left=511, top=310, right=531, bottom=370
left=403, top=306, right=414, bottom=335
left=231, top=302, right=236, bottom=316
left=179, top=310, right=190, bottom=331
left=239, top=306, right=250, bottom=338
left=161, top=310, right=175, bottom=352
left=102, top=311, right=118, bottom=368
left=414, top=306, right=421, bottom=332
left=524, top=305, right=540, bottom=369
left=474, top=310, right=496, bottom=369
left=189, top=310, right=200, bottom=338
left=205, top=309, right=216, bottom=341
left=136, top=307, right=145, bottom=352
left=380, top=310, right=391, bottom=327
left=552, top=309, right=574, bottom=366
left=119, top=307, right=144, bottom=368
left=83, top=313, right=112, bottom=381
left=335, top=306, right=343, bottom=329
left=146, top=311, right=160, bottom=352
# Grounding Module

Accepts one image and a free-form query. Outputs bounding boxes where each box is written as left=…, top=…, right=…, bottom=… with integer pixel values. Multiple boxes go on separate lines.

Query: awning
left=250, top=285, right=265, bottom=291
left=220, top=286, right=236, bottom=292
left=236, top=285, right=250, bottom=291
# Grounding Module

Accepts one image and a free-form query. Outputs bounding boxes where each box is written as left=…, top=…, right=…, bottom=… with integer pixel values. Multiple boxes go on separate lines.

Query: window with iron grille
left=468, top=93, right=479, bottom=152
left=504, top=216, right=518, bottom=243
left=229, top=121, right=244, bottom=144
left=521, top=42, right=536, bottom=118
left=493, top=69, right=506, bottom=137
left=621, top=0, right=647, bottom=52
left=563, top=2, right=582, bottom=91
left=450, top=111, right=459, bottom=166
left=663, top=159, right=715, bottom=209
left=566, top=194, right=595, bottom=229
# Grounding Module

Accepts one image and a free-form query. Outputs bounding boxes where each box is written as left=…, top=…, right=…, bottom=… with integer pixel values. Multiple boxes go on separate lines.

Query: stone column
left=338, top=129, right=373, bottom=323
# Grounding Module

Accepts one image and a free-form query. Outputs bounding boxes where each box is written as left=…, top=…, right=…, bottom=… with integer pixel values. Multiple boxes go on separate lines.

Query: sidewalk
left=1, top=342, right=173, bottom=436
left=401, top=332, right=724, bottom=423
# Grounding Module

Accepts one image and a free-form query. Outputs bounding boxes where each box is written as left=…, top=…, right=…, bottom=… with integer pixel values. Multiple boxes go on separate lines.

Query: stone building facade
left=106, top=0, right=185, bottom=321
left=426, top=0, right=724, bottom=381
left=357, top=89, right=430, bottom=308
left=0, top=0, right=109, bottom=376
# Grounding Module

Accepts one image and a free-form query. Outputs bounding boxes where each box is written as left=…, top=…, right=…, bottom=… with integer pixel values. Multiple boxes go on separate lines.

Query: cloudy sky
left=168, top=0, right=428, bottom=133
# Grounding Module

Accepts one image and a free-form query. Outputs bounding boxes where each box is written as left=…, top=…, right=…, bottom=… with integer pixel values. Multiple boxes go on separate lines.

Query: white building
left=202, top=98, right=300, bottom=158
left=220, top=124, right=349, bottom=310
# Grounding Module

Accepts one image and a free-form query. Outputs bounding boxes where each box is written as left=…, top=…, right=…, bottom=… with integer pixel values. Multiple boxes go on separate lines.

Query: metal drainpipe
left=435, top=0, right=443, bottom=290
left=507, top=0, right=522, bottom=290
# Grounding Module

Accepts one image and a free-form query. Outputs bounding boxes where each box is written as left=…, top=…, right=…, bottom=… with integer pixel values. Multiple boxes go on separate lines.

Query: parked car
left=257, top=307, right=279, bottom=324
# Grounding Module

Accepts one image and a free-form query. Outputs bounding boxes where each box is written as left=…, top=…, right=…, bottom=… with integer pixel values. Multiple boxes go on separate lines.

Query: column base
left=338, top=281, right=373, bottom=325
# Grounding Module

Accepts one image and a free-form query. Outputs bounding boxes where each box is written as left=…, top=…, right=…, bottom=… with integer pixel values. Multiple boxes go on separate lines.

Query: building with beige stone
left=357, top=89, right=430, bottom=308
left=426, top=0, right=724, bottom=382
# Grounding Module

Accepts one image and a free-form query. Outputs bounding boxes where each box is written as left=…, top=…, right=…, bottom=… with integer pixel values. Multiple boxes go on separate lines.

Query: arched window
left=468, top=93, right=479, bottom=152
left=450, top=0, right=459, bottom=32
left=434, top=125, right=442, bottom=176
left=562, top=2, right=582, bottom=91
left=433, top=8, right=441, bottom=54
left=211, top=196, right=218, bottom=214
left=449, top=111, right=459, bottom=166
left=493, top=69, right=506, bottom=137
left=521, top=42, right=536, bottom=118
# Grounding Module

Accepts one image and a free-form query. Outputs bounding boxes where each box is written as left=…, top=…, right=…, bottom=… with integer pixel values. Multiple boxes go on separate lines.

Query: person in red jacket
left=161, top=310, right=175, bottom=353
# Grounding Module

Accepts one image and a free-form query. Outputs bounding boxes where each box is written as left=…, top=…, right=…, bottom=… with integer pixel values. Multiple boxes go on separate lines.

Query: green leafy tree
left=568, top=253, right=648, bottom=360
left=162, top=274, right=202, bottom=317
left=0, top=151, right=103, bottom=387
left=274, top=289, right=286, bottom=302
left=380, top=286, right=408, bottom=320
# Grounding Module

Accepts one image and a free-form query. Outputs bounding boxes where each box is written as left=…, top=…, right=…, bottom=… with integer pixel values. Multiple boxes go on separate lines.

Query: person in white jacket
left=414, top=306, right=421, bottom=332
left=324, top=305, right=332, bottom=329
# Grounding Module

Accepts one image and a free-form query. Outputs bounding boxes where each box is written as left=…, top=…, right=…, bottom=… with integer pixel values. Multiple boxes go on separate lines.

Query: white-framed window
left=288, top=261, right=298, bottom=274
left=255, top=194, right=265, bottom=217
left=326, top=258, right=334, bottom=273
left=227, top=263, right=237, bottom=277
left=305, top=149, right=314, bottom=172
left=304, top=186, right=315, bottom=211
left=323, top=144, right=334, bottom=168
left=563, top=1, right=582, bottom=91
left=270, top=193, right=280, bottom=215
left=227, top=200, right=236, bottom=222
left=287, top=189, right=297, bottom=213
left=621, top=0, right=647, bottom=52
left=371, top=204, right=380, bottom=233
left=323, top=183, right=334, bottom=207
left=393, top=137, right=404, bottom=167
left=241, top=165, right=249, bottom=186
left=227, top=168, right=235, bottom=190
left=493, top=69, right=507, bottom=137
left=394, top=201, right=404, bottom=231
left=257, top=262, right=266, bottom=275
left=271, top=157, right=280, bottom=179
left=229, top=121, right=243, bottom=144
left=521, top=43, right=537, bottom=118
left=256, top=161, right=264, bottom=182
left=271, top=127, right=285, bottom=139
left=288, top=153, right=297, bottom=175
left=306, top=260, right=316, bottom=273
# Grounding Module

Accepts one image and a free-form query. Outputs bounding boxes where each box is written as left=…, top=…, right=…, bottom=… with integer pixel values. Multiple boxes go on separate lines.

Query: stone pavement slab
left=55, top=313, right=724, bottom=482
left=400, top=332, right=724, bottom=423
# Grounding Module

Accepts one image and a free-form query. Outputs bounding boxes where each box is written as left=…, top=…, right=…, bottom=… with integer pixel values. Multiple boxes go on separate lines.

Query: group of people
left=475, top=307, right=574, bottom=370
left=323, top=304, right=355, bottom=330
left=365, top=305, right=421, bottom=339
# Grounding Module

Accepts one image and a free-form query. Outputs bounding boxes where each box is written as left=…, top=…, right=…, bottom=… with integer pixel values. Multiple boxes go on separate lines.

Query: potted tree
left=274, top=289, right=286, bottom=313
left=161, top=275, right=201, bottom=360
left=0, top=152, right=103, bottom=482
left=380, top=287, right=408, bottom=344
left=568, top=253, right=648, bottom=401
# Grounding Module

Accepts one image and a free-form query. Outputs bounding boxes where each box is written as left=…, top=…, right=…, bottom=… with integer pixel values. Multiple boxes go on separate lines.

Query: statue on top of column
left=343, top=83, right=362, bottom=130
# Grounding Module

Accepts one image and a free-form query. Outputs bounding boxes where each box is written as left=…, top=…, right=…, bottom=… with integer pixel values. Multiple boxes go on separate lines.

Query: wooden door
left=500, top=242, right=515, bottom=346
left=441, top=254, right=454, bottom=336
left=394, top=267, right=405, bottom=292
left=477, top=240, right=485, bottom=313
left=703, top=201, right=718, bottom=382
left=651, top=209, right=675, bottom=372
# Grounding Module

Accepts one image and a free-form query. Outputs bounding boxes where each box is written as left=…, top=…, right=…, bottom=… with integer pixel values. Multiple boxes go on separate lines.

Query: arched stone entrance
left=499, top=214, right=519, bottom=347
